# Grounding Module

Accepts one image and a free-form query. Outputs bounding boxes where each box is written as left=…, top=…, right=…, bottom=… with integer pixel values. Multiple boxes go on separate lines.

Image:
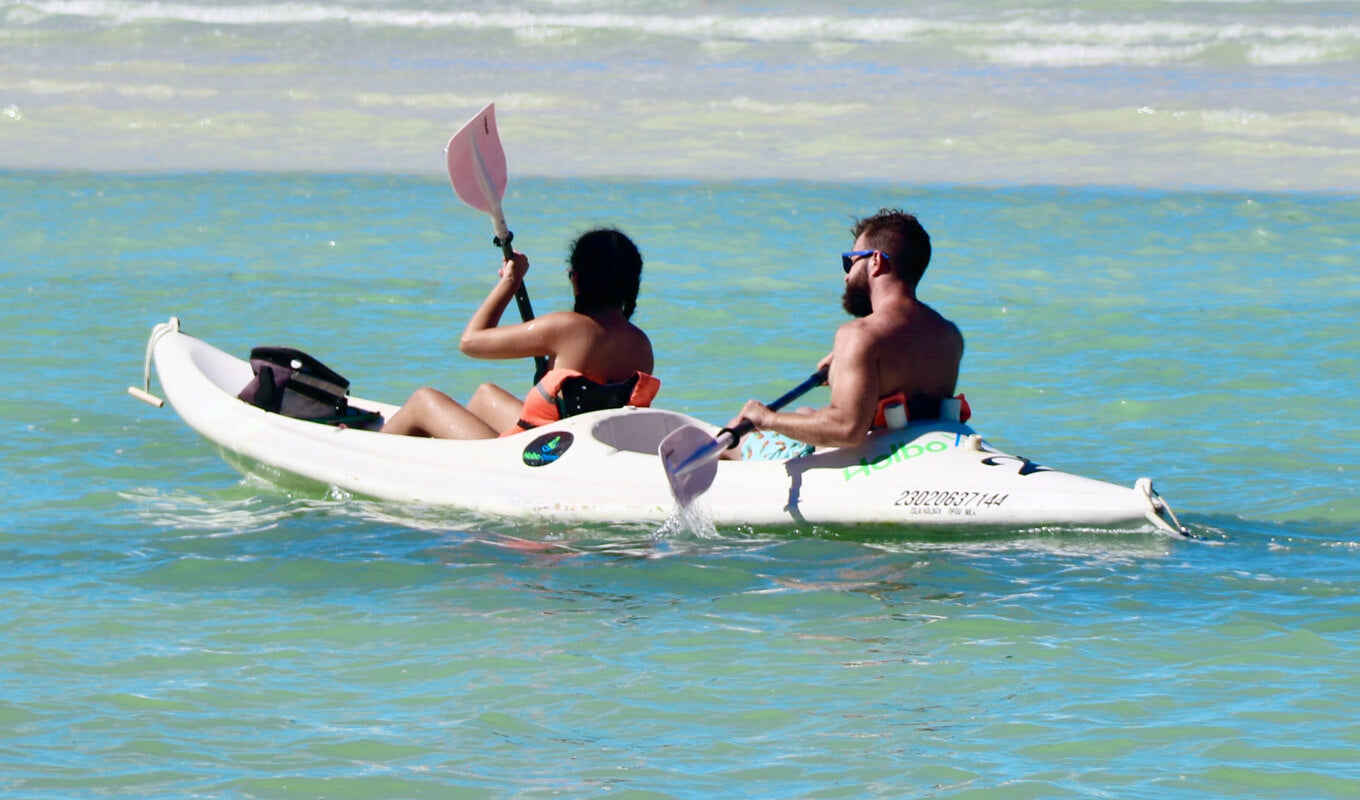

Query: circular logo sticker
left=522, top=431, right=573, bottom=467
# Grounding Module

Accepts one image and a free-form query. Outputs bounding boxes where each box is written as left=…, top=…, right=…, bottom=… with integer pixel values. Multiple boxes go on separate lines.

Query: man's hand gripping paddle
left=445, top=102, right=548, bottom=383
left=658, top=367, right=829, bottom=508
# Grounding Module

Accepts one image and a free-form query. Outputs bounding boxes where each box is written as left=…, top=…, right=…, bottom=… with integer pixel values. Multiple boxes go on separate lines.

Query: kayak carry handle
left=127, top=316, right=180, bottom=408
left=127, top=385, right=163, bottom=407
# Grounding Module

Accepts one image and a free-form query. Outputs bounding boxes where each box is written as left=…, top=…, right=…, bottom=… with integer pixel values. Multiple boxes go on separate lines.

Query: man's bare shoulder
left=904, top=301, right=962, bottom=339
left=832, top=316, right=878, bottom=350
left=870, top=302, right=963, bottom=360
left=835, top=303, right=963, bottom=355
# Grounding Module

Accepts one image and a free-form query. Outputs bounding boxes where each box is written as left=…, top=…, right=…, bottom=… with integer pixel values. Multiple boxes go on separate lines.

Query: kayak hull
left=140, top=319, right=1185, bottom=534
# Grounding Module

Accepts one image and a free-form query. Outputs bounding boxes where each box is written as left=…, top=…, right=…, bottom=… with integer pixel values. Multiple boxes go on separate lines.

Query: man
left=733, top=208, right=963, bottom=450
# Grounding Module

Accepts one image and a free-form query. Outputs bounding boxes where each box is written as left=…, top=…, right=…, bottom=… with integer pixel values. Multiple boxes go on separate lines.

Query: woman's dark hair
left=569, top=228, right=643, bottom=319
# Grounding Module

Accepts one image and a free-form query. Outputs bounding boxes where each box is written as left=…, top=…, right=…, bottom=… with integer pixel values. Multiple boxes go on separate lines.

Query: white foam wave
left=17, top=0, right=1360, bottom=67
left=972, top=17, right=1360, bottom=67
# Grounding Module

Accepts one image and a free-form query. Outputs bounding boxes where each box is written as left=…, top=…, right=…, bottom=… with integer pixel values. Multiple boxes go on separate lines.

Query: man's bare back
left=852, top=298, right=963, bottom=402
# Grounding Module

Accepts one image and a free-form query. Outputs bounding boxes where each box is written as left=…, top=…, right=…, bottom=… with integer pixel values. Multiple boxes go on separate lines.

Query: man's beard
left=842, top=282, right=872, bottom=317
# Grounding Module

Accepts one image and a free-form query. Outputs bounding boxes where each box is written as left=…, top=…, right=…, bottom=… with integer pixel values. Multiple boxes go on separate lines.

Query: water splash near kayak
left=657, top=497, right=718, bottom=540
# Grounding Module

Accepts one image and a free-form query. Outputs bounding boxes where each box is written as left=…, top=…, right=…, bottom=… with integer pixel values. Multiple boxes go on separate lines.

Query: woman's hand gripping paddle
left=445, top=102, right=548, bottom=383
left=659, top=367, right=829, bottom=508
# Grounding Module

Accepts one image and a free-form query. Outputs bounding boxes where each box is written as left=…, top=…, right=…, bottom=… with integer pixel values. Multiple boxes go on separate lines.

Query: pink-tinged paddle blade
left=659, top=425, right=721, bottom=508
left=445, top=103, right=508, bottom=222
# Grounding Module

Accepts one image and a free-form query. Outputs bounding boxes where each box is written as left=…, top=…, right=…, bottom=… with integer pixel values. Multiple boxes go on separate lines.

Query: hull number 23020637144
left=893, top=490, right=1009, bottom=509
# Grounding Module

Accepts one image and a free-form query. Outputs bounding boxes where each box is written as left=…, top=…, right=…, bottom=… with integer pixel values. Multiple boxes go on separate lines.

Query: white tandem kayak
left=131, top=318, right=1187, bottom=535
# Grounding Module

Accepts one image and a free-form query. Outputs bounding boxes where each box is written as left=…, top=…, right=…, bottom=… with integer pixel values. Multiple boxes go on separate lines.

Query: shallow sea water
left=2, top=171, right=1358, bottom=797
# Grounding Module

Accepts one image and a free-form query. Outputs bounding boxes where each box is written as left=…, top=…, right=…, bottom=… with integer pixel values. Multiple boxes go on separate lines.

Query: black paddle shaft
left=494, top=230, right=549, bottom=383
left=719, top=367, right=830, bottom=448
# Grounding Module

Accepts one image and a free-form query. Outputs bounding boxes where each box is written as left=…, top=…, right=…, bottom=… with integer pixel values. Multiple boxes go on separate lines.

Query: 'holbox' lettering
left=843, top=438, right=949, bottom=482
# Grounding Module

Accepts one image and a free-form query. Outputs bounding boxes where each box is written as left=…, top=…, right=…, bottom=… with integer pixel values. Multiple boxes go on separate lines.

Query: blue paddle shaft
left=719, top=367, right=829, bottom=446
left=672, top=367, right=829, bottom=477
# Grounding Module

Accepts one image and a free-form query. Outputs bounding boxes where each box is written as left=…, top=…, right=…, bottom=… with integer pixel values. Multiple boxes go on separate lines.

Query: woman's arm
left=459, top=251, right=562, bottom=361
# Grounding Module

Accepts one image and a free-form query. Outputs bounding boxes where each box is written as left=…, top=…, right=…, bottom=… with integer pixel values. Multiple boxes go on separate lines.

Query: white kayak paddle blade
left=659, top=425, right=721, bottom=508
left=445, top=102, right=509, bottom=237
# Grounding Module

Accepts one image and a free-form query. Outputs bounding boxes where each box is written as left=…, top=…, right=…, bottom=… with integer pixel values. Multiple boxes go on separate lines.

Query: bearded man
left=732, top=208, right=964, bottom=450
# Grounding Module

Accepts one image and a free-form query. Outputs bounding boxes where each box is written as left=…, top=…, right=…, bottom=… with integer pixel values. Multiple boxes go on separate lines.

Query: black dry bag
left=237, top=346, right=381, bottom=428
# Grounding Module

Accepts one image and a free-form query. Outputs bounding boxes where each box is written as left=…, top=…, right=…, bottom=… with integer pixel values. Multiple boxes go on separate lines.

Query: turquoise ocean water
left=5, top=1, right=1360, bottom=798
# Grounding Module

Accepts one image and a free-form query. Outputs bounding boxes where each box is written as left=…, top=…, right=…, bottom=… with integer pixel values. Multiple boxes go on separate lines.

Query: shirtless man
left=733, top=208, right=963, bottom=449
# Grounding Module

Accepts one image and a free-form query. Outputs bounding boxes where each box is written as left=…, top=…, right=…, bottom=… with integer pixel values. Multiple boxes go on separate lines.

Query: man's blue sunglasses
left=841, top=250, right=889, bottom=273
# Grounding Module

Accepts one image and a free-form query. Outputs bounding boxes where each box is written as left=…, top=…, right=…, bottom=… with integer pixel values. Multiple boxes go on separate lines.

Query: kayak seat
left=894, top=393, right=971, bottom=424
left=504, top=370, right=660, bottom=436
left=555, top=373, right=643, bottom=419
left=591, top=408, right=696, bottom=454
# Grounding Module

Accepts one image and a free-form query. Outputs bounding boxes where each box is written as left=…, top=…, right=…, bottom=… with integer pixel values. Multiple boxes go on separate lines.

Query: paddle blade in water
left=659, top=425, right=721, bottom=508
left=658, top=369, right=826, bottom=507
left=445, top=103, right=508, bottom=220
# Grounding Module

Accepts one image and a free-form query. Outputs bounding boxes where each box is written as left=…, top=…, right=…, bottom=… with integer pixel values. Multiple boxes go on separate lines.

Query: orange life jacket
left=501, top=368, right=661, bottom=437
left=872, top=391, right=971, bottom=428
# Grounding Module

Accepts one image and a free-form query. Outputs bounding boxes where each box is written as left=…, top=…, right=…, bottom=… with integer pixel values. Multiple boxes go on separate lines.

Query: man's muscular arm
left=737, top=324, right=880, bottom=448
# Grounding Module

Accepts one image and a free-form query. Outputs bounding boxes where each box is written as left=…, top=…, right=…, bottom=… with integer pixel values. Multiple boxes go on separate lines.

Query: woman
left=382, top=228, right=656, bottom=439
